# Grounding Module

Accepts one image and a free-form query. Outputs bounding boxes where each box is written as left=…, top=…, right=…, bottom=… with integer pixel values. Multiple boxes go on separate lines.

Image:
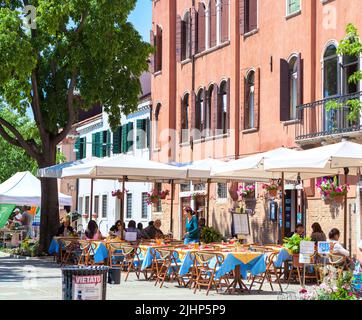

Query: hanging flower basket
left=237, top=184, right=255, bottom=201
left=111, top=189, right=128, bottom=200
left=317, top=177, right=349, bottom=206
left=262, top=181, right=280, bottom=198
left=159, top=190, right=170, bottom=200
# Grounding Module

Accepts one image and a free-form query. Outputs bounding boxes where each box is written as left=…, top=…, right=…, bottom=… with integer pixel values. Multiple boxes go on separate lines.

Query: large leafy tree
left=0, top=0, right=151, bottom=252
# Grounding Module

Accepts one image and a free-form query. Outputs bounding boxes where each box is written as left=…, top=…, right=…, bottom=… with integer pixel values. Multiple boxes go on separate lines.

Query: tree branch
left=54, top=71, right=77, bottom=145
left=0, top=116, right=41, bottom=162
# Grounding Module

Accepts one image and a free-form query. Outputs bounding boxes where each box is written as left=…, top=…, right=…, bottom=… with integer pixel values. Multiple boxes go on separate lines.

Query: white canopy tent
left=0, top=171, right=72, bottom=206
left=61, top=154, right=187, bottom=181
left=264, top=141, right=362, bottom=175
left=264, top=141, right=362, bottom=252
left=37, top=157, right=99, bottom=179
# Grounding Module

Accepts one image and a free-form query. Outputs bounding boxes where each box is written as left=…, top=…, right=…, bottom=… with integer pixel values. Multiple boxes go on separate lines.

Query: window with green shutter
left=75, top=137, right=81, bottom=160
left=146, top=118, right=150, bottom=149
left=81, top=137, right=87, bottom=159
left=127, top=122, right=134, bottom=152
left=136, top=119, right=146, bottom=149
left=92, top=132, right=102, bottom=157
left=106, top=130, right=111, bottom=156
left=112, top=126, right=121, bottom=154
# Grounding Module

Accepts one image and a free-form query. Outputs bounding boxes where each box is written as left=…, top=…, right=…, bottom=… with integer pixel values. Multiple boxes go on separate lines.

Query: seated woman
left=311, top=222, right=326, bottom=243
left=84, top=220, right=103, bottom=240
left=109, top=220, right=124, bottom=239
left=56, top=216, right=74, bottom=237
left=328, top=228, right=350, bottom=257
left=125, top=220, right=142, bottom=239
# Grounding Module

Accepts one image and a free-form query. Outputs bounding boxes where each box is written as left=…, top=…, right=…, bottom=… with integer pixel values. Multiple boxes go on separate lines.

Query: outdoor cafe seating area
left=48, top=235, right=352, bottom=295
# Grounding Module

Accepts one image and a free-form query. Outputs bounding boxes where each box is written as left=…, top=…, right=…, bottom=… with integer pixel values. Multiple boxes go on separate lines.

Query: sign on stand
left=317, top=241, right=331, bottom=255
left=299, top=241, right=315, bottom=288
left=72, top=275, right=103, bottom=300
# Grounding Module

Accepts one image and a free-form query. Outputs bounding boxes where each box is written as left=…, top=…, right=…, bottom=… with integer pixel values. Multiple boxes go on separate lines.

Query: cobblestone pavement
left=0, top=252, right=301, bottom=300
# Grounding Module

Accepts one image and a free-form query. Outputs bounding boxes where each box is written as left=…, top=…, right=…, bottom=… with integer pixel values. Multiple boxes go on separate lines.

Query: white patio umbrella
left=62, top=154, right=187, bottom=181
left=264, top=141, right=362, bottom=252
left=61, top=154, right=187, bottom=231
left=37, top=157, right=99, bottom=179
left=211, top=147, right=308, bottom=181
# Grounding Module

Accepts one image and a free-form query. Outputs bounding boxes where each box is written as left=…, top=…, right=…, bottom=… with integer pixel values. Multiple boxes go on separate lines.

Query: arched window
left=198, top=2, right=206, bottom=53
left=323, top=44, right=339, bottom=98
left=219, top=81, right=228, bottom=134
left=245, top=71, right=255, bottom=129
left=195, top=89, right=204, bottom=139
left=181, top=11, right=191, bottom=61
left=205, top=85, right=214, bottom=135
left=154, top=103, right=161, bottom=149
left=181, top=94, right=189, bottom=143
left=289, top=57, right=298, bottom=120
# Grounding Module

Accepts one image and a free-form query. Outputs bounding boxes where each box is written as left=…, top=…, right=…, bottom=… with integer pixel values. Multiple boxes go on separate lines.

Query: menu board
left=233, top=213, right=250, bottom=236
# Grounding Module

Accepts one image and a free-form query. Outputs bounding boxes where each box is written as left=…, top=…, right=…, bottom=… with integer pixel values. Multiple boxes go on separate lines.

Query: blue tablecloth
left=216, top=254, right=266, bottom=279
left=93, top=243, right=108, bottom=263
left=179, top=251, right=194, bottom=276
left=274, top=249, right=292, bottom=268
left=48, top=239, right=61, bottom=254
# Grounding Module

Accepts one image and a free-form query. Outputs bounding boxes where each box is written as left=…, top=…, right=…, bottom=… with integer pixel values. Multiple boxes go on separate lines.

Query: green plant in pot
left=283, top=234, right=312, bottom=266
left=200, top=227, right=223, bottom=244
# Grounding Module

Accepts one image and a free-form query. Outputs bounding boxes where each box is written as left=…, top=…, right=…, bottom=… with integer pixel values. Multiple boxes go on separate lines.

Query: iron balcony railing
left=295, top=91, right=362, bottom=141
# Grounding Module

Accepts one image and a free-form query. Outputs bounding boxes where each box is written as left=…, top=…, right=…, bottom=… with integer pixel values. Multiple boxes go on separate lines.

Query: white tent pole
left=281, top=172, right=286, bottom=243
left=90, top=178, right=94, bottom=220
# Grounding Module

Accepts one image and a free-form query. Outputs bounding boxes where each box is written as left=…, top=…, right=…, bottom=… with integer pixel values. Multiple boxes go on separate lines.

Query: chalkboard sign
left=233, top=213, right=250, bottom=236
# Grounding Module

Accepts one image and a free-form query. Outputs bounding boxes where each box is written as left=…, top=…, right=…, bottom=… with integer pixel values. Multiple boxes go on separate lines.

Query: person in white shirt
left=328, top=228, right=350, bottom=257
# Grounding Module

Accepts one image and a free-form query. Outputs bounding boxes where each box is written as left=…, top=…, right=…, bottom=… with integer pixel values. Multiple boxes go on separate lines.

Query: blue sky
left=128, top=0, right=152, bottom=42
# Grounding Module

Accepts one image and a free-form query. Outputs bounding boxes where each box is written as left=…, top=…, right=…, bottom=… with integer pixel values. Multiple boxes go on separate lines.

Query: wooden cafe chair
left=154, top=248, right=182, bottom=288
left=58, top=238, right=78, bottom=266
left=192, top=251, right=224, bottom=296
left=249, top=250, right=283, bottom=292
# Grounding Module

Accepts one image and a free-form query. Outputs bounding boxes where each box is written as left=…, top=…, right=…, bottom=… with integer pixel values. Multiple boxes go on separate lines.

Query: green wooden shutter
left=127, top=122, right=134, bottom=151
left=82, top=137, right=87, bottom=159
left=75, top=137, right=81, bottom=160
left=113, top=127, right=121, bottom=154
left=136, top=119, right=146, bottom=149
left=106, top=130, right=111, bottom=156
left=121, top=124, right=127, bottom=153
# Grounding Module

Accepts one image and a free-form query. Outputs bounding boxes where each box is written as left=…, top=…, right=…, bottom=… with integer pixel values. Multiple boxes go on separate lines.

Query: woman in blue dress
left=183, top=207, right=200, bottom=245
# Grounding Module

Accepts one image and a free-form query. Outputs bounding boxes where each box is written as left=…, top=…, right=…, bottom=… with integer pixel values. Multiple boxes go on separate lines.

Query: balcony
left=295, top=92, right=362, bottom=145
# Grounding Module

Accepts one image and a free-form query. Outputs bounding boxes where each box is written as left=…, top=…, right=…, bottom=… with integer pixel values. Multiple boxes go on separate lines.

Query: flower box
left=268, top=189, right=278, bottom=198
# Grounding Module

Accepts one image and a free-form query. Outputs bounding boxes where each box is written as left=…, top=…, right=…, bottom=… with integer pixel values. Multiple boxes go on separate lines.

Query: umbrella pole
left=90, top=178, right=94, bottom=220
left=170, top=180, right=174, bottom=236
left=206, top=179, right=211, bottom=227
left=344, top=168, right=349, bottom=253
left=281, top=172, right=285, bottom=243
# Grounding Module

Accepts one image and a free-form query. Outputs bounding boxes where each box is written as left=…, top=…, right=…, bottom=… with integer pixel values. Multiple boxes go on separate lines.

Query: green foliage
left=200, top=226, right=223, bottom=244
left=13, top=237, right=40, bottom=257
left=283, top=233, right=312, bottom=254
left=325, top=24, right=362, bottom=122
left=0, top=108, right=38, bottom=182
left=0, top=0, right=152, bottom=136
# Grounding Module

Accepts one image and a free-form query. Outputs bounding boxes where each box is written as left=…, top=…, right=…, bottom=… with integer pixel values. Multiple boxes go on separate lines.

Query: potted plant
left=146, top=189, right=160, bottom=205
left=200, top=226, right=223, bottom=244
left=111, top=189, right=128, bottom=200
left=283, top=234, right=312, bottom=267
left=316, top=177, right=349, bottom=205
left=237, top=184, right=255, bottom=200
left=262, top=181, right=280, bottom=198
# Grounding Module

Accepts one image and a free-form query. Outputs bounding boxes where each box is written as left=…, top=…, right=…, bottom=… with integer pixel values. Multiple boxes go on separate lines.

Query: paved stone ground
left=0, top=252, right=301, bottom=300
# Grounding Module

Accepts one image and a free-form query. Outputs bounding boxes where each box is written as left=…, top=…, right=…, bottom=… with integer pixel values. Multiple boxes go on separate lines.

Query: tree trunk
left=38, top=144, right=59, bottom=254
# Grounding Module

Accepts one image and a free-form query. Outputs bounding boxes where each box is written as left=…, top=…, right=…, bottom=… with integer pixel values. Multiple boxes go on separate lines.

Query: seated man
left=144, top=219, right=164, bottom=239
left=328, top=228, right=350, bottom=257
